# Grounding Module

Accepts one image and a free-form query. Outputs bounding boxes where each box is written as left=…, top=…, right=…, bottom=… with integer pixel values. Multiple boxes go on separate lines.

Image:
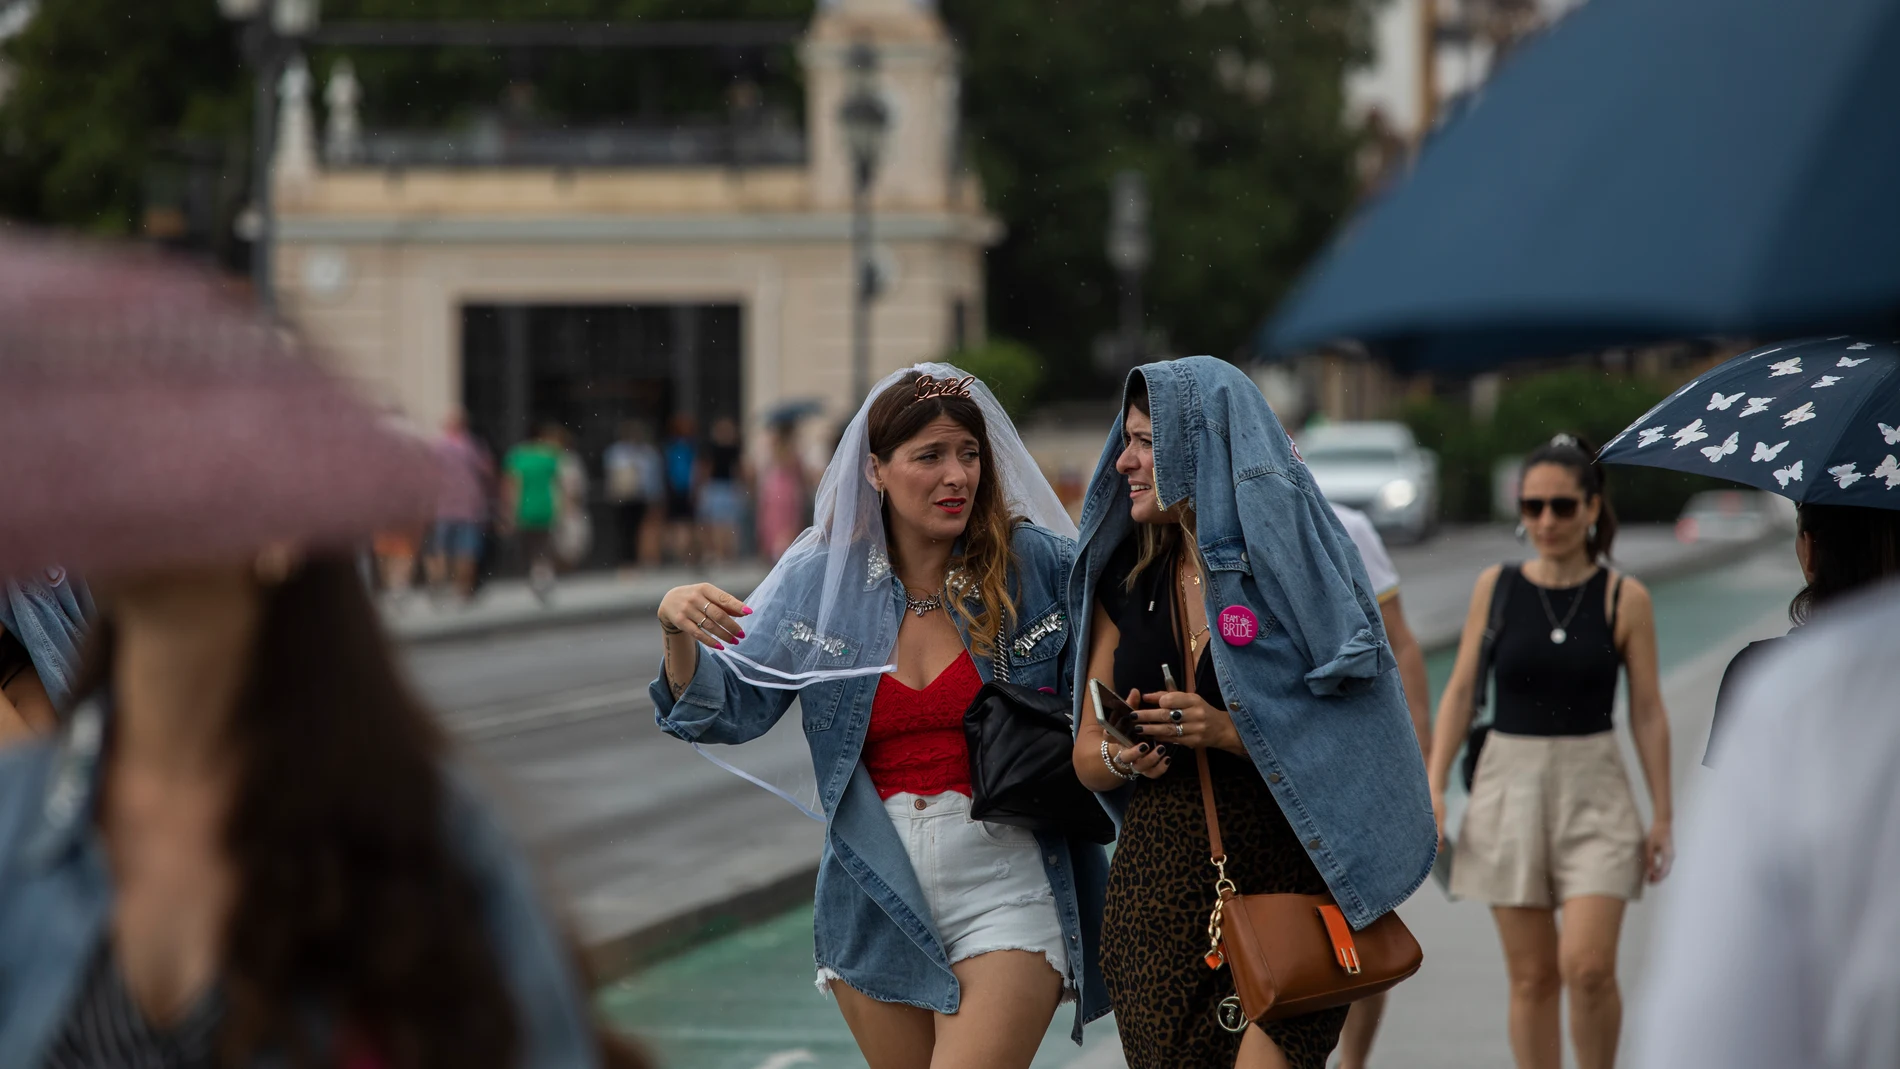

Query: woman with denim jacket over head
left=1069, top=358, right=1436, bottom=1069
left=1427, top=435, right=1672, bottom=1069
left=652, top=366, right=1110, bottom=1069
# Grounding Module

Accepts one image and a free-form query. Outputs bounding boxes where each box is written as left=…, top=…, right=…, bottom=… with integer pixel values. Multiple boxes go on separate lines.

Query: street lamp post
left=220, top=0, right=320, bottom=314
left=838, top=42, right=890, bottom=406
left=1105, top=170, right=1151, bottom=371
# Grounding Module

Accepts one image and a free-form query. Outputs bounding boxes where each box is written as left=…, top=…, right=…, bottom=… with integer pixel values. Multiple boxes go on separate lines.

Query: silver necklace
left=904, top=589, right=945, bottom=617
left=1534, top=580, right=1587, bottom=645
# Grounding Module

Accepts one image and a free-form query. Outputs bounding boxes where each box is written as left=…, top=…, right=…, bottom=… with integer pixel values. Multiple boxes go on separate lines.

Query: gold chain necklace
left=1177, top=557, right=1211, bottom=662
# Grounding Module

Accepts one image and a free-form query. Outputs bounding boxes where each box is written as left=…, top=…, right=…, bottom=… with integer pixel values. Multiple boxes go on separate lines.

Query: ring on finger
left=1172, top=723, right=1184, bottom=737
left=1169, top=708, right=1184, bottom=723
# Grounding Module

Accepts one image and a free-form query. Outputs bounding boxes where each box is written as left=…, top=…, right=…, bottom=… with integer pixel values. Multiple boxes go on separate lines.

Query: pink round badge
left=1218, top=605, right=1259, bottom=646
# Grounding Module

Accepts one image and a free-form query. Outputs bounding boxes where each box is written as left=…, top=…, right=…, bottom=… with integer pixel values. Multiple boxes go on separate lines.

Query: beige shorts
left=1451, top=730, right=1645, bottom=908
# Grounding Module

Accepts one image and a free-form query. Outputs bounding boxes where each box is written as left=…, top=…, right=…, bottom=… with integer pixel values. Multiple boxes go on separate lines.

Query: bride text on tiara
left=913, top=375, right=976, bottom=401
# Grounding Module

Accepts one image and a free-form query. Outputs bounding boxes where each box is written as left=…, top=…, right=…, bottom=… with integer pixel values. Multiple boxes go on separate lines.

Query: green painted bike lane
left=598, top=550, right=1801, bottom=1069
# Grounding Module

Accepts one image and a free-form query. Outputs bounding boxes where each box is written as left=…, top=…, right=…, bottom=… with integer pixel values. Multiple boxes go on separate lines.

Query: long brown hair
left=79, top=557, right=648, bottom=1069
left=867, top=371, right=1019, bottom=655
left=1120, top=376, right=1196, bottom=593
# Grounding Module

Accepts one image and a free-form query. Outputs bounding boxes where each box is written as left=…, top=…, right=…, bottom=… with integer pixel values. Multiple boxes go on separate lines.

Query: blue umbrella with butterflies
left=1600, top=336, right=1900, bottom=505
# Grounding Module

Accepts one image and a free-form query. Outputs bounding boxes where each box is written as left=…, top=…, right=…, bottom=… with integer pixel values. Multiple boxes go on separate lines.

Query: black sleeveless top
left=1491, top=567, right=1622, bottom=737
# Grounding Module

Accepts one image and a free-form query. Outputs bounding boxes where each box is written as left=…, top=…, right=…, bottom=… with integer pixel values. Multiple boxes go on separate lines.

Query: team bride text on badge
left=1218, top=605, right=1258, bottom=645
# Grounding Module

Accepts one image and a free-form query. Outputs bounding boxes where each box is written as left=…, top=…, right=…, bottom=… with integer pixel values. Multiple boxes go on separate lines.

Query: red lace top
left=863, top=651, right=979, bottom=800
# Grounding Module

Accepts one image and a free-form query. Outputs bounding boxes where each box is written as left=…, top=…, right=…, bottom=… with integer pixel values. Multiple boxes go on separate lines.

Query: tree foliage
left=1, top=0, right=1374, bottom=378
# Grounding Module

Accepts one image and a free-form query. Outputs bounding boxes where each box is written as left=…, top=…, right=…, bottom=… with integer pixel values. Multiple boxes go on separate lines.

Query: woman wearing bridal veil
left=650, top=365, right=1109, bottom=1067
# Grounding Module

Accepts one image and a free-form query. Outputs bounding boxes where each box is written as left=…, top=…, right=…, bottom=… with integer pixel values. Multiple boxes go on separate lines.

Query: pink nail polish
left=734, top=629, right=746, bottom=639
left=711, top=642, right=725, bottom=650
left=742, top=606, right=754, bottom=615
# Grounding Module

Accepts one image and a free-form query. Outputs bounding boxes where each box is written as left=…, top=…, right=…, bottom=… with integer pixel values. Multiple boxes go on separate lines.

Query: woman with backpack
left=1427, top=434, right=1674, bottom=1069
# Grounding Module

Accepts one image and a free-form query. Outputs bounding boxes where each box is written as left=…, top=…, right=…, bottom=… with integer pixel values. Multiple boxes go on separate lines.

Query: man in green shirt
left=501, top=424, right=566, bottom=602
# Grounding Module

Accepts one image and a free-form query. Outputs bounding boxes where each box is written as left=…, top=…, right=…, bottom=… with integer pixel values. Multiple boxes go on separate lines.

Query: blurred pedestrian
left=0, top=230, right=649, bottom=1066
left=661, top=414, right=701, bottom=565
left=372, top=527, right=423, bottom=601
left=1702, top=501, right=1900, bottom=764
left=1428, top=434, right=1673, bottom=1069
left=652, top=367, right=1107, bottom=1068
left=553, top=427, right=593, bottom=572
left=754, top=421, right=811, bottom=564
left=1069, top=361, right=1432, bottom=1069
left=425, top=409, right=495, bottom=602
left=0, top=571, right=93, bottom=742
left=501, top=424, right=567, bottom=604
left=699, top=415, right=745, bottom=563
left=603, top=421, right=662, bottom=569
left=1631, top=585, right=1900, bottom=1069
left=1327, top=502, right=1431, bottom=1069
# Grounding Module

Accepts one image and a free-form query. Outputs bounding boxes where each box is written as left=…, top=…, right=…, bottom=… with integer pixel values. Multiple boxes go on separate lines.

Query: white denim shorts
left=816, top=790, right=1070, bottom=999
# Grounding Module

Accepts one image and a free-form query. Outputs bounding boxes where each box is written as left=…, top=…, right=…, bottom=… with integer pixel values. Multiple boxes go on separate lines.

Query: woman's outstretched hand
left=658, top=583, right=752, bottom=651
left=1136, top=690, right=1244, bottom=754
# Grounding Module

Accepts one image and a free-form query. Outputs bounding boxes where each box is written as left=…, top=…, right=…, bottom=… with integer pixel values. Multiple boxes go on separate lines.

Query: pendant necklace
left=1535, top=578, right=1587, bottom=645
left=904, top=588, right=945, bottom=617
left=1178, top=558, right=1211, bottom=660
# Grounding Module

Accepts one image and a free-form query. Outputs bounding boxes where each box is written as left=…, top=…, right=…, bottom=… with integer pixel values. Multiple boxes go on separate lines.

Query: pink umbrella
left=0, top=228, right=439, bottom=580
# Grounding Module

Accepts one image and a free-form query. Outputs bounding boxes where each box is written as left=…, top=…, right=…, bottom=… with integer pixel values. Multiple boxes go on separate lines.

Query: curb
left=586, top=864, right=821, bottom=982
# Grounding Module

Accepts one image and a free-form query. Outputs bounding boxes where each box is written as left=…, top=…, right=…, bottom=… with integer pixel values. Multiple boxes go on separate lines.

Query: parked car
left=1674, top=489, right=1793, bottom=544
left=1298, top=421, right=1440, bottom=543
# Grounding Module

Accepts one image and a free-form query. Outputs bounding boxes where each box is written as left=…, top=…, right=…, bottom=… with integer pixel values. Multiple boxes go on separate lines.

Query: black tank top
left=1491, top=567, right=1622, bottom=737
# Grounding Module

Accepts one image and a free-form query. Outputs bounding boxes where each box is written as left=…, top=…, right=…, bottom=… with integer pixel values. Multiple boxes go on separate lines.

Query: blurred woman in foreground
left=1703, top=500, right=1900, bottom=764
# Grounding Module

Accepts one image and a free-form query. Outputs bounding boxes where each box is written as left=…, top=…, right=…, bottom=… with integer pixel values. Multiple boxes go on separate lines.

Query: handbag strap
left=1197, top=747, right=1226, bottom=864
left=991, top=623, right=1010, bottom=684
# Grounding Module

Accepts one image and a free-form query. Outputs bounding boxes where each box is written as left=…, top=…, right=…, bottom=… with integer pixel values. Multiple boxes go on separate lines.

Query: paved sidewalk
left=383, top=561, right=769, bottom=645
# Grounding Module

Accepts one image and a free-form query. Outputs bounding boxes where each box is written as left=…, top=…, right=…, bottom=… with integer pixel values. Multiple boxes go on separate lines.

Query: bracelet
left=1100, top=739, right=1140, bottom=782
left=660, top=618, right=684, bottom=635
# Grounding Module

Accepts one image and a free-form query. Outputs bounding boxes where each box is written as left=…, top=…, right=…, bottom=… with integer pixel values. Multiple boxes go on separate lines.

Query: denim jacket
left=0, top=572, right=93, bottom=708
left=0, top=700, right=599, bottom=1068
left=650, top=523, right=1111, bottom=1042
left=1070, top=357, right=1436, bottom=929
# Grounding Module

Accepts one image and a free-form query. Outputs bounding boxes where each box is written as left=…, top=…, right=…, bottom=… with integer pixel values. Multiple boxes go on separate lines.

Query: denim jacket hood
left=1070, top=356, right=1436, bottom=928
left=651, top=522, right=1111, bottom=1042
left=0, top=699, right=600, bottom=1068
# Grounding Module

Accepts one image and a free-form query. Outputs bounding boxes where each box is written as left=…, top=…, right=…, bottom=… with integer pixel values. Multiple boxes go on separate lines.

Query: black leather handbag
left=963, top=634, right=1116, bottom=844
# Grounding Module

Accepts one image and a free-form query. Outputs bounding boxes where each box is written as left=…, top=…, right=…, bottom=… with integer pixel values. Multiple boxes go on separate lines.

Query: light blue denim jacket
left=0, top=572, right=94, bottom=708
left=650, top=523, right=1111, bottom=1042
left=1070, top=357, right=1436, bottom=929
left=0, top=700, right=600, bottom=1067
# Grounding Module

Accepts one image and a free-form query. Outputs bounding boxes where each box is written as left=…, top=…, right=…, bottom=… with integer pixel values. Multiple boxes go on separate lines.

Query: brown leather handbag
left=1195, top=748, right=1423, bottom=1031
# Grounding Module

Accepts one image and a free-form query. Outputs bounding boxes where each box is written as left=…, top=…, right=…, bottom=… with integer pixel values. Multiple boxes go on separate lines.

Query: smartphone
left=1089, top=678, right=1143, bottom=748
left=1161, top=664, right=1177, bottom=693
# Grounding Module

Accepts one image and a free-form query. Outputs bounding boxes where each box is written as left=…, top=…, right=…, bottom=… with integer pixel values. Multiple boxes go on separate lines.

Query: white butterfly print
left=1768, top=357, right=1804, bottom=377
left=1875, top=455, right=1900, bottom=490
left=1830, top=463, right=1865, bottom=489
left=1880, top=423, right=1900, bottom=446
left=1699, top=432, right=1739, bottom=463
left=1782, top=402, right=1818, bottom=428
left=1670, top=419, right=1710, bottom=448
left=1707, top=390, right=1745, bottom=411
left=1773, top=460, right=1804, bottom=488
left=1847, top=341, right=1872, bottom=350
left=1636, top=426, right=1669, bottom=448
left=1740, top=397, right=1772, bottom=417
left=1839, top=357, right=1870, bottom=368
left=1812, top=375, right=1843, bottom=389
left=1751, top=440, right=1789, bottom=462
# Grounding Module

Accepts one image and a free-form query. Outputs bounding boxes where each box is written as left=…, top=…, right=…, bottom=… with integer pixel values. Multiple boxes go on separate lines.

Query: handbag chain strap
left=991, top=623, right=1010, bottom=684
left=1198, top=748, right=1237, bottom=970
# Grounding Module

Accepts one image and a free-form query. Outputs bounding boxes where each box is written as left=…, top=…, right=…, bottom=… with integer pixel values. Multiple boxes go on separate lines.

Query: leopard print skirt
left=1101, top=749, right=1348, bottom=1069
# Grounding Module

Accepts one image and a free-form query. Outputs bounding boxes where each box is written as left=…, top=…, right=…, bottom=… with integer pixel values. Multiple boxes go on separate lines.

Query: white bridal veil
left=693, top=362, right=1078, bottom=818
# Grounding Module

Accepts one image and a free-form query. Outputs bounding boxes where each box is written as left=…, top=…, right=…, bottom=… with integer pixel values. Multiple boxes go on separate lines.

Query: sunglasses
left=1519, top=496, right=1582, bottom=520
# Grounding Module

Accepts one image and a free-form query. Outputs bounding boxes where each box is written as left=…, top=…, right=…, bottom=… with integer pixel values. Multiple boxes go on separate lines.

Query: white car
left=1298, top=422, right=1440, bottom=543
